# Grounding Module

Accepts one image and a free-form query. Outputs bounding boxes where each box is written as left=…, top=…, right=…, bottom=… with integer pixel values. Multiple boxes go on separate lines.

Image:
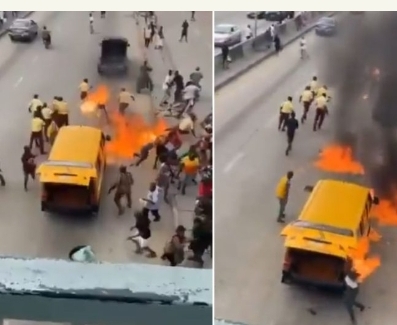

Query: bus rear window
left=292, top=220, right=354, bottom=237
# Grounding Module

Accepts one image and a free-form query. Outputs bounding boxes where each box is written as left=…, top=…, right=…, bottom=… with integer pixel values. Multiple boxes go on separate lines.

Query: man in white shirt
left=269, top=24, right=276, bottom=40
left=300, top=36, right=308, bottom=59
left=160, top=69, right=173, bottom=106
left=245, top=25, right=253, bottom=40
left=89, top=13, right=94, bottom=34
left=344, top=269, right=365, bottom=324
left=141, top=182, right=161, bottom=221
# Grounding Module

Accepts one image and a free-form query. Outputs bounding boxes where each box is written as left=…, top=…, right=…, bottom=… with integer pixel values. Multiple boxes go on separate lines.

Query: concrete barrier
left=215, top=12, right=336, bottom=90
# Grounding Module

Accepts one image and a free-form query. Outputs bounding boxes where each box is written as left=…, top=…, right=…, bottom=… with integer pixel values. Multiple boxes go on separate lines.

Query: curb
left=215, top=12, right=336, bottom=91
left=0, top=12, right=34, bottom=38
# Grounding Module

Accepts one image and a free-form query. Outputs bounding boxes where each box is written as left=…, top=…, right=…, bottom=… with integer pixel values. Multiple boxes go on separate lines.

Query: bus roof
left=299, top=179, right=370, bottom=231
left=48, top=126, right=103, bottom=164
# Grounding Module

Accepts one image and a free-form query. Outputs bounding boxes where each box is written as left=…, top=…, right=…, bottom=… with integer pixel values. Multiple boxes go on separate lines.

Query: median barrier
left=215, top=12, right=336, bottom=90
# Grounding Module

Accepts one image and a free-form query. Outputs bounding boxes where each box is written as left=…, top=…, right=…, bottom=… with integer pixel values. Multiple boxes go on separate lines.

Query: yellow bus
left=280, top=179, right=378, bottom=289
left=37, top=125, right=107, bottom=215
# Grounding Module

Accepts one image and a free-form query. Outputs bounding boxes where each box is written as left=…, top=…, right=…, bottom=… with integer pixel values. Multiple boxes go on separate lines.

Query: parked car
left=247, top=11, right=294, bottom=22
left=214, top=24, right=242, bottom=47
left=8, top=19, right=38, bottom=42
left=315, top=17, right=336, bottom=36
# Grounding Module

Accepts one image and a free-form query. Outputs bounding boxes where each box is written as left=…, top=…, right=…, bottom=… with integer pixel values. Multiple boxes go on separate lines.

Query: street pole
left=254, top=12, right=258, bottom=39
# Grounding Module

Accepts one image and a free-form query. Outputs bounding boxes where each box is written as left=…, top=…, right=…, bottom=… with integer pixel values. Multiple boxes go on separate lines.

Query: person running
left=284, top=111, right=299, bottom=156
left=313, top=93, right=328, bottom=131
left=299, top=86, right=313, bottom=123
left=127, top=210, right=156, bottom=258
left=279, top=96, right=294, bottom=131
left=161, top=225, right=186, bottom=266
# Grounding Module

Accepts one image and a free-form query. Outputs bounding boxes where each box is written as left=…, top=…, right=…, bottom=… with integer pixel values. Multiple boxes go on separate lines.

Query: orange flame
left=348, top=238, right=381, bottom=282
left=314, top=144, right=365, bottom=174
left=104, top=112, right=168, bottom=162
left=372, top=197, right=397, bottom=226
left=80, top=85, right=109, bottom=115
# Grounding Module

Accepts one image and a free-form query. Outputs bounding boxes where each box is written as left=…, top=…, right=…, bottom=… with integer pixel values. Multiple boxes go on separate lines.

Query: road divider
left=215, top=12, right=336, bottom=91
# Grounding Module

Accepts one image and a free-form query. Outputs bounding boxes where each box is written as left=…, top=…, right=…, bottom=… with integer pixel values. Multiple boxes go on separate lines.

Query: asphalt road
left=0, top=11, right=211, bottom=269
left=215, top=15, right=397, bottom=325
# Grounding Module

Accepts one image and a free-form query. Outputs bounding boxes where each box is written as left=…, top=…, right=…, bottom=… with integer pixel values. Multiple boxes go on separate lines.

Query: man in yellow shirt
left=118, top=88, right=135, bottom=114
left=41, top=103, right=53, bottom=142
left=313, top=93, right=328, bottom=131
left=299, top=86, right=313, bottom=123
left=316, top=85, right=328, bottom=98
left=79, top=78, right=90, bottom=100
left=275, top=171, right=293, bottom=222
left=47, top=117, right=59, bottom=146
left=177, top=153, right=200, bottom=195
left=28, top=94, right=43, bottom=114
left=309, top=76, right=318, bottom=97
left=30, top=112, right=45, bottom=154
left=52, top=96, right=60, bottom=112
left=57, top=97, right=69, bottom=127
left=279, top=96, right=294, bottom=131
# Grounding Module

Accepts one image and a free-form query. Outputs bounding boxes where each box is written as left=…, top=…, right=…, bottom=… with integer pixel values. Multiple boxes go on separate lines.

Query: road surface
left=214, top=16, right=397, bottom=325
left=0, top=11, right=211, bottom=269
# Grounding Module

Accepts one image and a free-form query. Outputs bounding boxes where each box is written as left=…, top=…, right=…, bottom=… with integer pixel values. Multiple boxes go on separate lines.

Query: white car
left=214, top=24, right=242, bottom=47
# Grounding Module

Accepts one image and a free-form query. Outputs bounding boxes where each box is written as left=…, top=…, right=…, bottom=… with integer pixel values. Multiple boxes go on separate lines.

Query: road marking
left=223, top=152, right=245, bottom=173
left=13, top=76, right=23, bottom=88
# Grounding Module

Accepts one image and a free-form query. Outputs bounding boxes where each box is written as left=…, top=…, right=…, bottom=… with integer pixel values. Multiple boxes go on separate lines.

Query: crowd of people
left=124, top=110, right=213, bottom=268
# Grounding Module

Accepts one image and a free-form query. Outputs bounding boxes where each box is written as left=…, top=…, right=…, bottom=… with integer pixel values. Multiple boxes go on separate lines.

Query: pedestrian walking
left=284, top=111, right=299, bottom=156
left=275, top=171, right=293, bottom=222
left=89, top=12, right=94, bottom=34
left=221, top=44, right=230, bottom=69
left=144, top=25, right=151, bottom=48
left=300, top=36, right=308, bottom=59
left=245, top=24, right=253, bottom=40
left=274, top=34, right=281, bottom=54
left=21, top=146, right=36, bottom=191
left=179, top=20, right=189, bottom=42
left=344, top=268, right=365, bottom=324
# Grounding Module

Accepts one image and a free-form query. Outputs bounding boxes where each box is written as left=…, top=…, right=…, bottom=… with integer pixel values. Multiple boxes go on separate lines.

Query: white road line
left=13, top=76, right=23, bottom=88
left=223, top=152, right=245, bottom=174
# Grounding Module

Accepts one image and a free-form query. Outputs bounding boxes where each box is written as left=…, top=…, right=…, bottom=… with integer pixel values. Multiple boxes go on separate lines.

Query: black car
left=97, top=37, right=129, bottom=75
left=247, top=11, right=294, bottom=22
left=8, top=18, right=38, bottom=42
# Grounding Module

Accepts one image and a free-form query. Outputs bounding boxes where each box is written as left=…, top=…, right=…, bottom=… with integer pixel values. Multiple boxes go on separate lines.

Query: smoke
left=321, top=12, right=397, bottom=199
